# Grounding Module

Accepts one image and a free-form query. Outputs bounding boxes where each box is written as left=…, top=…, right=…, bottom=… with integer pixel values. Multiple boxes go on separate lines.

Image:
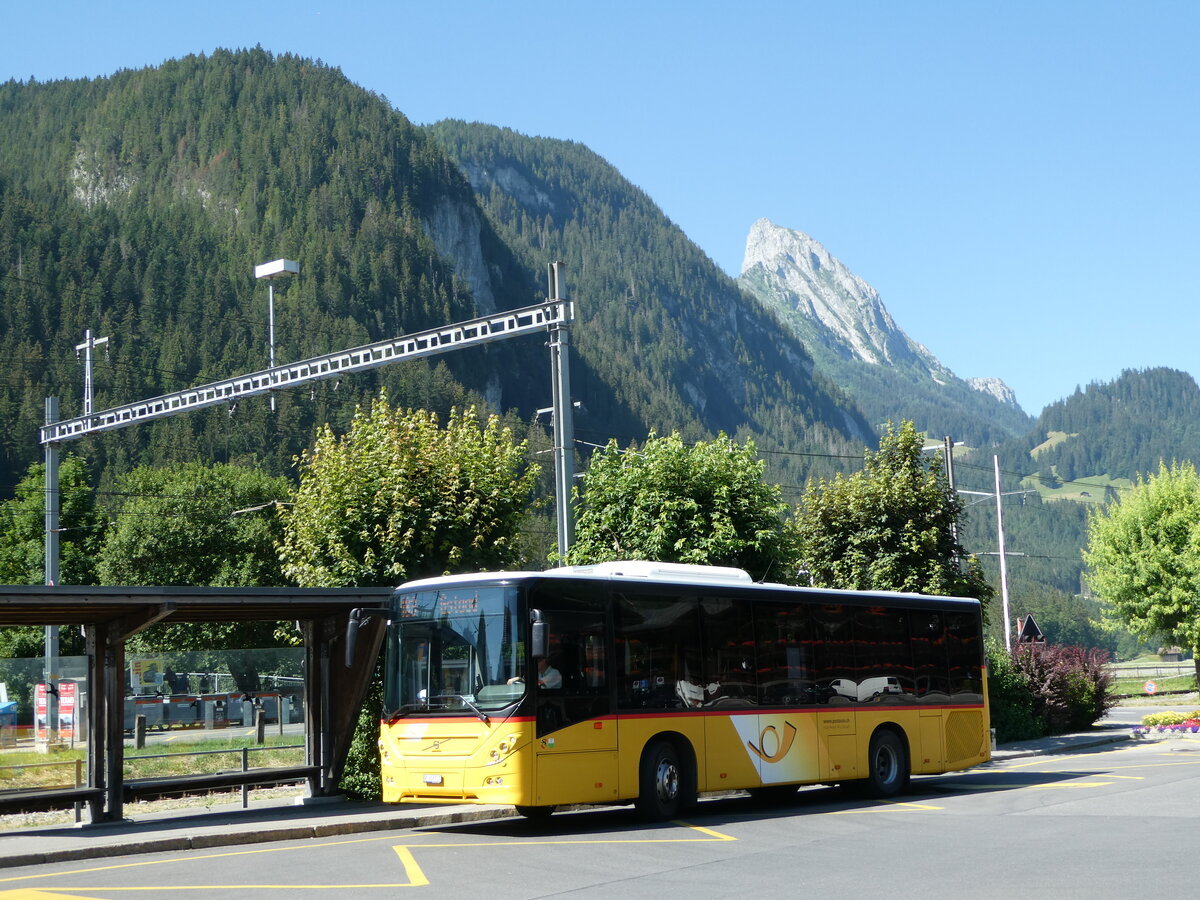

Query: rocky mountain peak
left=738, top=218, right=1027, bottom=430
left=740, top=218, right=917, bottom=368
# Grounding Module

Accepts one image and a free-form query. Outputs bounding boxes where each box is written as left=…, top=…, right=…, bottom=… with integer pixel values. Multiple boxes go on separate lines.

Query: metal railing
left=0, top=757, right=87, bottom=821
left=126, top=744, right=305, bottom=808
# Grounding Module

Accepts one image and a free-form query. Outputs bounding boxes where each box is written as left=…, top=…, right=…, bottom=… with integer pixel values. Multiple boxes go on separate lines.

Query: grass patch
left=1112, top=674, right=1197, bottom=697
left=1022, top=470, right=1132, bottom=504
left=1030, top=431, right=1075, bottom=458
left=0, top=734, right=304, bottom=790
left=125, top=734, right=303, bottom=780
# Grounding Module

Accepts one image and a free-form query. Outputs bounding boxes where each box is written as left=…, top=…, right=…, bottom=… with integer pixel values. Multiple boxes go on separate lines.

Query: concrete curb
left=0, top=805, right=519, bottom=868
left=0, top=733, right=1140, bottom=869
left=989, top=732, right=1131, bottom=761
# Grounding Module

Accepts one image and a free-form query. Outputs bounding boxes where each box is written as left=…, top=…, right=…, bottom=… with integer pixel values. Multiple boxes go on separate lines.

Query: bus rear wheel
left=864, top=728, right=909, bottom=798
left=636, top=739, right=682, bottom=821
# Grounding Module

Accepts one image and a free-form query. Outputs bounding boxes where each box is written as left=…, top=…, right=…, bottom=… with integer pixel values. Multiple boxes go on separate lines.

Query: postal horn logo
left=747, top=721, right=797, bottom=763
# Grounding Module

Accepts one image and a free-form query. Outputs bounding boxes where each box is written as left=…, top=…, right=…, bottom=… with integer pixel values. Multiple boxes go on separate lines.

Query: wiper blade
left=385, top=702, right=428, bottom=723
left=430, top=693, right=490, bottom=724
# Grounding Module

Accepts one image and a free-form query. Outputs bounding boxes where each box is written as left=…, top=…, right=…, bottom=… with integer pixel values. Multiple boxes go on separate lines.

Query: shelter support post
left=103, top=623, right=125, bottom=821
left=84, top=623, right=105, bottom=824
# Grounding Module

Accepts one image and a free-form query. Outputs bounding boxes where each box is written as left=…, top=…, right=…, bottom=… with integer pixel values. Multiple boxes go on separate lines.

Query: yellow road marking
left=0, top=822, right=738, bottom=892
left=5, top=885, right=422, bottom=893
left=0, top=834, right=422, bottom=884
left=942, top=781, right=1113, bottom=790
left=827, top=800, right=942, bottom=814
left=671, top=821, right=738, bottom=839
left=387, top=821, right=736, bottom=888
left=392, top=846, right=430, bottom=887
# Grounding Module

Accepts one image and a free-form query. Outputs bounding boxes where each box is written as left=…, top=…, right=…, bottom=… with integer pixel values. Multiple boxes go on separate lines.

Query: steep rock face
left=740, top=218, right=947, bottom=374
left=423, top=196, right=497, bottom=315
left=967, top=377, right=1019, bottom=408
left=739, top=218, right=1030, bottom=444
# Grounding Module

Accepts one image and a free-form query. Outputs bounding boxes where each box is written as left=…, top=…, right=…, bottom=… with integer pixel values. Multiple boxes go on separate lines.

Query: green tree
left=0, top=455, right=104, bottom=660
left=0, top=454, right=106, bottom=587
left=96, top=461, right=293, bottom=688
left=792, top=421, right=993, bottom=602
left=97, top=461, right=289, bottom=589
left=278, top=393, right=537, bottom=801
left=1083, top=461, right=1200, bottom=684
left=279, top=394, right=538, bottom=588
left=565, top=432, right=792, bottom=581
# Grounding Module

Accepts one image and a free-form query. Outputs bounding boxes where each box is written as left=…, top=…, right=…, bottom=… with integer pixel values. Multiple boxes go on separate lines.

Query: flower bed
left=1132, top=710, right=1200, bottom=737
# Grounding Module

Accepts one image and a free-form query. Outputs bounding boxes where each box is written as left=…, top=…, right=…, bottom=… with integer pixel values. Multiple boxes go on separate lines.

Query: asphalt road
left=2, top=736, right=1197, bottom=899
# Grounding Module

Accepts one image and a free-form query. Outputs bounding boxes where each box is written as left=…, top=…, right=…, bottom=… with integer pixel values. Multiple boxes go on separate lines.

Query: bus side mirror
left=530, top=608, right=547, bottom=659
left=345, top=607, right=391, bottom=668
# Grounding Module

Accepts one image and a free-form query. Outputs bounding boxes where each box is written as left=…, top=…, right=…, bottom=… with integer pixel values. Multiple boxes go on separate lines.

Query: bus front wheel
left=864, top=728, right=909, bottom=798
left=636, top=739, right=682, bottom=821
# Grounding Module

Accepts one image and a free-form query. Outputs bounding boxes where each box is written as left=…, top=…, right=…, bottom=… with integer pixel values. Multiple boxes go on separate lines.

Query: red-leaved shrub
left=1010, top=643, right=1115, bottom=734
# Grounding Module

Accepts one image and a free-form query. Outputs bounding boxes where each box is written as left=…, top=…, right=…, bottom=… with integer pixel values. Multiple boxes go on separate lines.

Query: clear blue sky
left=4, top=1, right=1197, bottom=415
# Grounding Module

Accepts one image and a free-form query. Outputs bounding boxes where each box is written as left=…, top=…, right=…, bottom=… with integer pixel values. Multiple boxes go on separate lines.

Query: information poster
left=130, top=659, right=164, bottom=694
left=58, top=680, right=76, bottom=741
left=34, top=682, right=47, bottom=742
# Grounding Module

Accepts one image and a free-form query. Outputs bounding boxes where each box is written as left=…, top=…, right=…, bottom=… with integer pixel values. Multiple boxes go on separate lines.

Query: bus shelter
left=0, top=585, right=390, bottom=823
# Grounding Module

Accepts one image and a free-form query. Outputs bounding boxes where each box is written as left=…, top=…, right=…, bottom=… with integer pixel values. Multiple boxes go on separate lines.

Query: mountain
left=0, top=50, right=874, bottom=502
left=424, top=122, right=876, bottom=485
left=738, top=218, right=1032, bottom=447
left=955, top=367, right=1200, bottom=650
left=1003, top=367, right=1200, bottom=487
left=0, top=48, right=532, bottom=492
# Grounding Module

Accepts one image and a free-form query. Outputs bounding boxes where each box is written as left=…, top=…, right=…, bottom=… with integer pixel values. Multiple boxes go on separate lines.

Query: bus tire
left=636, top=739, right=683, bottom=821
left=864, top=728, right=909, bottom=798
left=514, top=804, right=555, bottom=820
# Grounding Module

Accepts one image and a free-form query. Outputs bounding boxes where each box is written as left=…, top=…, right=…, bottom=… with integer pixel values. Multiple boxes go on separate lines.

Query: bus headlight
left=489, top=733, right=522, bottom=764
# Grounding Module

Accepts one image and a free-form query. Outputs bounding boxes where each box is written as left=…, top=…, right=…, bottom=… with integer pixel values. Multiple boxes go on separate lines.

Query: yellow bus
left=359, top=561, right=990, bottom=820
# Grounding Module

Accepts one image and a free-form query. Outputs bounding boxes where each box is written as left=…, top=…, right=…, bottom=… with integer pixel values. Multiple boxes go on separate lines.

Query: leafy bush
left=986, top=640, right=1044, bottom=742
left=339, top=662, right=384, bottom=801
left=1012, top=643, right=1115, bottom=734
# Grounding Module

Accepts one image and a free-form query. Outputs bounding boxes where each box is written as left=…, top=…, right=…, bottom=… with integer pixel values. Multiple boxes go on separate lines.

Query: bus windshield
left=385, top=583, right=525, bottom=716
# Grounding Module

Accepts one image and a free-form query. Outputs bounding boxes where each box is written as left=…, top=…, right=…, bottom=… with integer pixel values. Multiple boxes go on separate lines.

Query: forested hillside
left=0, top=50, right=877, bottom=509
left=1020, top=368, right=1200, bottom=483
left=954, top=367, right=1200, bottom=652
left=425, top=121, right=876, bottom=486
left=0, top=49, right=540, bottom=494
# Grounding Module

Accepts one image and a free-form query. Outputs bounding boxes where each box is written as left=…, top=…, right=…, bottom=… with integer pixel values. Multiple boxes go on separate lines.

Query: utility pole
left=942, top=435, right=958, bottom=542
left=43, top=397, right=60, bottom=746
left=994, top=455, right=1013, bottom=652
left=547, top=261, right=575, bottom=559
left=75, top=329, right=109, bottom=417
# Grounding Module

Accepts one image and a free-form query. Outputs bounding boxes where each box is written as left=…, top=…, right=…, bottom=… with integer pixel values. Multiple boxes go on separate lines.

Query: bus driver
left=509, top=657, right=562, bottom=689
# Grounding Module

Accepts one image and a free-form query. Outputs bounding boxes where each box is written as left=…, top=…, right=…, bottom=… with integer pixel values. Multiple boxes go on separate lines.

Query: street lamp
left=254, top=259, right=299, bottom=410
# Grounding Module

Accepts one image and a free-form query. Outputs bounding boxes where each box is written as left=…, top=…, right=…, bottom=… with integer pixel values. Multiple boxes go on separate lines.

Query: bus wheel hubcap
left=656, top=759, right=679, bottom=801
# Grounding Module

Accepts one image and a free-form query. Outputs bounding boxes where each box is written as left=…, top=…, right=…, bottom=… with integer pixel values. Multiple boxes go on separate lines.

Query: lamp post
left=254, top=259, right=300, bottom=411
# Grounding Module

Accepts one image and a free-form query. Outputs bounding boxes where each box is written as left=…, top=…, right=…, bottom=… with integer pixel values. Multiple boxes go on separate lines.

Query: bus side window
left=910, top=611, right=949, bottom=701
left=615, top=591, right=700, bottom=710
left=753, top=600, right=816, bottom=706
left=700, top=596, right=756, bottom=707
left=945, top=611, right=983, bottom=702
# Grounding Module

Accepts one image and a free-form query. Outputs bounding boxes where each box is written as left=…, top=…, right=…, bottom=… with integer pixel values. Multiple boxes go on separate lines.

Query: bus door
left=528, top=586, right=617, bottom=806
